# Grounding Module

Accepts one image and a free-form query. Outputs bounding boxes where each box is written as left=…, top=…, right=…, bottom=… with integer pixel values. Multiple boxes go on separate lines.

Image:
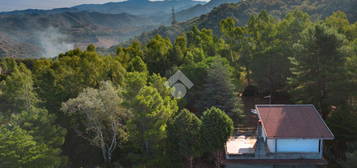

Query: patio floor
left=226, top=136, right=257, bottom=155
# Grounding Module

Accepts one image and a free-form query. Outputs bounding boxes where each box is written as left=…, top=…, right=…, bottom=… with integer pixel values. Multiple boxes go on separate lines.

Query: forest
left=0, top=10, right=356, bottom=168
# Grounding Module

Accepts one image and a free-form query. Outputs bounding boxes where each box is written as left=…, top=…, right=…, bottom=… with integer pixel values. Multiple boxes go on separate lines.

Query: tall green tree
left=0, top=124, right=62, bottom=168
left=345, top=39, right=357, bottom=103
left=129, top=86, right=178, bottom=166
left=324, top=11, right=357, bottom=40
left=219, top=17, right=244, bottom=65
left=116, top=41, right=144, bottom=68
left=201, top=107, right=233, bottom=168
left=0, top=63, right=66, bottom=167
left=0, top=64, right=38, bottom=114
left=144, top=35, right=173, bottom=75
left=186, top=26, right=218, bottom=57
left=288, top=23, right=349, bottom=118
left=61, top=81, right=128, bottom=166
left=127, top=56, right=148, bottom=73
left=166, top=109, right=202, bottom=168
left=243, top=11, right=291, bottom=93
left=196, top=58, right=242, bottom=118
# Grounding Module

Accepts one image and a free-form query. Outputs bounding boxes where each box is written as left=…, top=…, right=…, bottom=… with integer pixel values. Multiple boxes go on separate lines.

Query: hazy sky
left=0, top=0, right=209, bottom=12
left=0, top=0, right=124, bottom=12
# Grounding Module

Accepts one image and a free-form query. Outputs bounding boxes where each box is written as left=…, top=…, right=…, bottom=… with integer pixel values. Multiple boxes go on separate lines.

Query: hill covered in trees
left=0, top=11, right=157, bottom=58
left=176, top=0, right=241, bottom=22
left=137, top=0, right=357, bottom=42
left=0, top=0, right=208, bottom=58
left=0, top=0, right=205, bottom=17
left=0, top=8, right=356, bottom=168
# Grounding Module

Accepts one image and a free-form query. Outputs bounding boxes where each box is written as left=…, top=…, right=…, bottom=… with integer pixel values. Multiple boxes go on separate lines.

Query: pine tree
left=196, top=58, right=242, bottom=118
left=201, top=107, right=233, bottom=168
left=0, top=125, right=62, bottom=168
left=129, top=86, right=178, bottom=166
left=0, top=63, right=66, bottom=166
left=288, top=23, right=349, bottom=118
left=167, top=109, right=202, bottom=168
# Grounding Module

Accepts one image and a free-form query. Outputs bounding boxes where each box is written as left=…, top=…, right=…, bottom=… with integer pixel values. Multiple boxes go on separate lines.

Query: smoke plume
left=35, top=27, right=74, bottom=58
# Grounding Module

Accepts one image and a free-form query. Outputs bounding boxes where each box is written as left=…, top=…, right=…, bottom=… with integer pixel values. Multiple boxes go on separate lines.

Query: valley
left=0, top=0, right=207, bottom=58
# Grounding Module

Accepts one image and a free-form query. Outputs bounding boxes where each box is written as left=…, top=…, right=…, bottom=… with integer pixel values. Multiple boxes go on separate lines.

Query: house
left=224, top=104, right=334, bottom=168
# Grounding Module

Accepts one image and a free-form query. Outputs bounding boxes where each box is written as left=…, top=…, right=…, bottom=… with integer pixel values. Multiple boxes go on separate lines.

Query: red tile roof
left=256, top=105, right=334, bottom=139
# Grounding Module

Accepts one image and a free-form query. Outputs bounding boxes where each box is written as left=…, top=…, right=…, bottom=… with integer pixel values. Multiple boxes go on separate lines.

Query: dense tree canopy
left=0, top=9, right=356, bottom=168
left=61, top=81, right=128, bottom=165
left=167, top=109, right=202, bottom=168
left=288, top=23, right=349, bottom=118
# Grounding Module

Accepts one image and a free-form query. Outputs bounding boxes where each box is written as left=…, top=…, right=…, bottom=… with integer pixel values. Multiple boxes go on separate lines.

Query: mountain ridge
left=0, top=11, right=157, bottom=58
left=0, top=0, right=206, bottom=17
left=136, top=0, right=357, bottom=43
left=176, top=0, right=240, bottom=21
left=0, top=0, right=208, bottom=58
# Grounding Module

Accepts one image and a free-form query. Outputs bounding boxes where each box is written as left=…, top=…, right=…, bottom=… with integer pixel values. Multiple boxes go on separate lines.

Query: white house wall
left=267, top=139, right=276, bottom=152
left=277, top=139, right=319, bottom=153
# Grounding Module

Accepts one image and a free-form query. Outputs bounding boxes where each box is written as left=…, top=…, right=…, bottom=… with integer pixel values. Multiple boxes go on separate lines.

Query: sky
left=0, top=0, right=209, bottom=12
left=0, top=0, right=124, bottom=12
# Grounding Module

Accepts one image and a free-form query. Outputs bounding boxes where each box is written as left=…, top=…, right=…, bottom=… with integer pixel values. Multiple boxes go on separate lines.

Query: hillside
left=137, top=0, right=357, bottom=42
left=0, top=0, right=209, bottom=58
left=0, top=11, right=156, bottom=58
left=1, top=0, right=205, bottom=21
left=74, top=0, right=205, bottom=18
left=176, top=0, right=241, bottom=22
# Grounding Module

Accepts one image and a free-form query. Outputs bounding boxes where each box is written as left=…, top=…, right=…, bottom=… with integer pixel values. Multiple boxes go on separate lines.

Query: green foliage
left=0, top=62, right=66, bottom=167
left=195, top=58, right=242, bottom=118
left=166, top=109, right=202, bottom=166
left=116, top=41, right=144, bottom=68
left=187, top=26, right=217, bottom=57
left=340, top=142, right=357, bottom=168
left=123, top=72, right=148, bottom=102
left=1, top=9, right=357, bottom=168
left=61, top=81, right=128, bottom=163
left=345, top=39, right=357, bottom=98
left=179, top=56, right=240, bottom=114
left=144, top=35, right=173, bottom=75
left=219, top=17, right=243, bottom=66
left=0, top=63, right=38, bottom=114
left=288, top=23, right=349, bottom=118
left=129, top=85, right=178, bottom=166
left=128, top=56, right=148, bottom=73
left=87, top=44, right=96, bottom=52
left=220, top=17, right=244, bottom=45
left=0, top=125, right=62, bottom=168
left=327, top=106, right=357, bottom=142
left=201, top=107, right=233, bottom=153
left=243, top=11, right=291, bottom=93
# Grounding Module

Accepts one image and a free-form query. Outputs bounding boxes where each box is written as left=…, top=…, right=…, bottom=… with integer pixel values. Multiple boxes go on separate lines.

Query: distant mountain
left=1, top=0, right=206, bottom=19
left=0, top=11, right=156, bottom=58
left=0, top=0, right=208, bottom=58
left=136, top=0, right=357, bottom=43
left=176, top=0, right=240, bottom=22
left=74, top=0, right=205, bottom=17
left=0, top=8, right=79, bottom=15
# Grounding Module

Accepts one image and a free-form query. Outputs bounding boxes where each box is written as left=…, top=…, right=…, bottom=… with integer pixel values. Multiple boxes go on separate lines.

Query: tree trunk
left=245, top=65, right=251, bottom=85
left=215, top=151, right=221, bottom=168
left=144, top=140, right=149, bottom=153
left=189, top=156, right=193, bottom=168
left=104, top=159, right=112, bottom=168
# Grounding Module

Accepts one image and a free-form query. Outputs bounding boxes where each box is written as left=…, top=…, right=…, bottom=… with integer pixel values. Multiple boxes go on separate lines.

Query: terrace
left=223, top=105, right=333, bottom=167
